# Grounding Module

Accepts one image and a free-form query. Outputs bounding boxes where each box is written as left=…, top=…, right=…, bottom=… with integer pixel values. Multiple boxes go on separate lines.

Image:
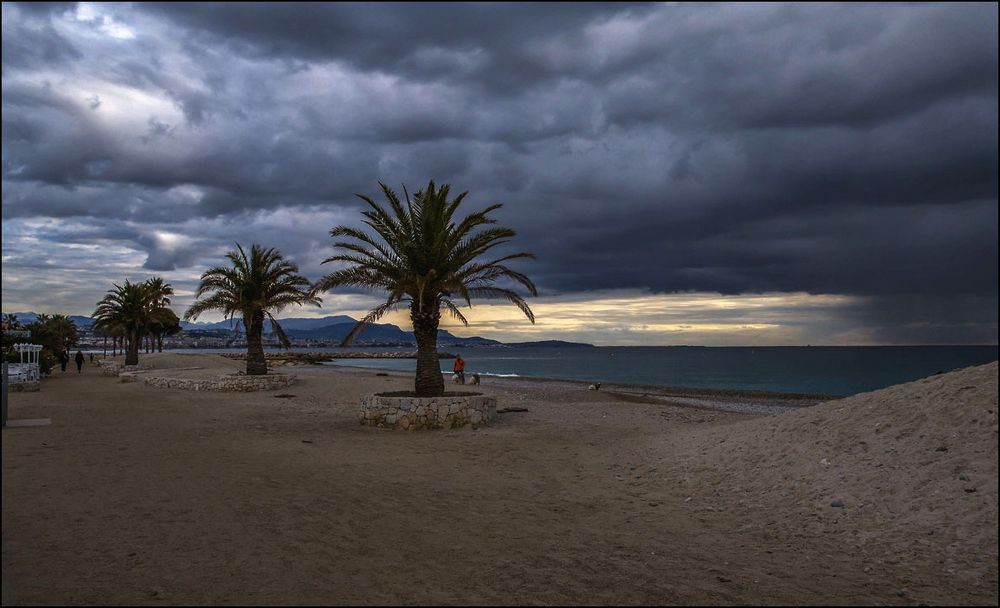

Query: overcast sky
left=2, top=2, right=997, bottom=345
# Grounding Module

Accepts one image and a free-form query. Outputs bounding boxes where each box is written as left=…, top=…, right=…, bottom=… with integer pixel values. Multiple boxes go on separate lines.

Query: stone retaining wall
left=142, top=373, right=296, bottom=392
left=360, top=393, right=497, bottom=430
left=98, top=361, right=122, bottom=376
left=96, top=361, right=148, bottom=376
left=7, top=381, right=40, bottom=392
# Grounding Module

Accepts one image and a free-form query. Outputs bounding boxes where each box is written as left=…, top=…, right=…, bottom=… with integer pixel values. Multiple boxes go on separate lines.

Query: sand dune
left=671, top=362, right=998, bottom=603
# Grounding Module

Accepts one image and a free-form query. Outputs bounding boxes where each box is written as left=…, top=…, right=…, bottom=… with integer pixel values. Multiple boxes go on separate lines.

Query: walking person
left=75, top=350, right=85, bottom=373
left=453, top=354, right=466, bottom=385
left=59, top=350, right=70, bottom=372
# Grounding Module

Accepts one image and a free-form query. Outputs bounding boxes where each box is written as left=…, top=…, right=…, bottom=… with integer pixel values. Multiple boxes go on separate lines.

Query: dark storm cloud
left=599, top=4, right=998, bottom=131
left=0, top=18, right=81, bottom=72
left=141, top=2, right=653, bottom=86
left=1, top=2, right=997, bottom=343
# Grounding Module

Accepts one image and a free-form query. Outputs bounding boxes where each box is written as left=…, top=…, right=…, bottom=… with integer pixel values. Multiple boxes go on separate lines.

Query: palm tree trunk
left=245, top=310, right=268, bottom=375
left=411, top=300, right=444, bottom=397
left=125, top=329, right=141, bottom=366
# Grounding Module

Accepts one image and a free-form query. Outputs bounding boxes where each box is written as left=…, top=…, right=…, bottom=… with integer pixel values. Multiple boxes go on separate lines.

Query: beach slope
left=2, top=355, right=996, bottom=605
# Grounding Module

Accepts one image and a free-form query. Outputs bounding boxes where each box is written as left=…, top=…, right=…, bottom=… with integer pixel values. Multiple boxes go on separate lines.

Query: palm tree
left=92, top=320, right=125, bottom=357
left=93, top=279, right=175, bottom=366
left=314, top=181, right=537, bottom=397
left=147, top=309, right=182, bottom=352
left=143, top=278, right=178, bottom=352
left=184, top=243, right=320, bottom=375
left=94, top=324, right=113, bottom=357
left=27, top=314, right=79, bottom=355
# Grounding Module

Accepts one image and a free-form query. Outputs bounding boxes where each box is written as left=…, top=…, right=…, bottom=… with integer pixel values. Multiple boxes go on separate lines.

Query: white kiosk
left=11, top=343, right=43, bottom=382
left=3, top=343, right=49, bottom=426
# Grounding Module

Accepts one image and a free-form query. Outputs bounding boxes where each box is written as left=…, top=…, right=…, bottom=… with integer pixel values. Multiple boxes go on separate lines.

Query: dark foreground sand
left=2, top=354, right=997, bottom=606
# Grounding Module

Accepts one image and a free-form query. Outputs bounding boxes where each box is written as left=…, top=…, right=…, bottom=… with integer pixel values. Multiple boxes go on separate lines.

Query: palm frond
left=439, top=297, right=469, bottom=326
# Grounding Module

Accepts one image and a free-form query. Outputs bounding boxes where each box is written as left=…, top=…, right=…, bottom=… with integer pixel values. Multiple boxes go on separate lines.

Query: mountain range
left=4, top=312, right=96, bottom=328
left=3, top=312, right=591, bottom=347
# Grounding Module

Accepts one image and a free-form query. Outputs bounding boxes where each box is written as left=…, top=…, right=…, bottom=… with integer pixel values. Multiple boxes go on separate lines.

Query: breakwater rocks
left=219, top=351, right=456, bottom=366
left=360, top=392, right=498, bottom=430
left=142, top=373, right=296, bottom=392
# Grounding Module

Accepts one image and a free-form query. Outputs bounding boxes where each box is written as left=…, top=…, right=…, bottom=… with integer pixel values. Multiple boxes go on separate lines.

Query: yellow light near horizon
left=328, top=291, right=857, bottom=345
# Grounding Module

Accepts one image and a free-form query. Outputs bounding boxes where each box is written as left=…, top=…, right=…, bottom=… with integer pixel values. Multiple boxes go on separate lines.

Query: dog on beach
left=588, top=382, right=602, bottom=391
left=470, top=373, right=480, bottom=385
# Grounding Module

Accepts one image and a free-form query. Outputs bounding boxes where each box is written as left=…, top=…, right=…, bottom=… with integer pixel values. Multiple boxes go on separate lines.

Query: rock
left=935, top=445, right=948, bottom=452
left=958, top=474, right=970, bottom=481
left=716, top=575, right=732, bottom=583
left=963, top=487, right=977, bottom=493
left=830, top=499, right=845, bottom=508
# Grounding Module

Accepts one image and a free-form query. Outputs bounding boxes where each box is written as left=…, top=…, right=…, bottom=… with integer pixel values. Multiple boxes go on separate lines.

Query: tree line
left=2, top=313, right=80, bottom=375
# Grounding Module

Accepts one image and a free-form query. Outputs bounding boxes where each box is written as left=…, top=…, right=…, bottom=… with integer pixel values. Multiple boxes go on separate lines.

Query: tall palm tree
left=93, top=279, right=175, bottom=366
left=184, top=243, right=320, bottom=375
left=143, top=278, right=178, bottom=352
left=314, top=181, right=537, bottom=397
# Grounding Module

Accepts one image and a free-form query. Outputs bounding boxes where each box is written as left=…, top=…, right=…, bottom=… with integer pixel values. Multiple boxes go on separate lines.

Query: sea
left=298, top=345, right=1000, bottom=397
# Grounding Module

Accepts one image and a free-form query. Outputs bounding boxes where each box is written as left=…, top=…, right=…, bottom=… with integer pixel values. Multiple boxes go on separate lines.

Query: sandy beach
left=2, top=354, right=997, bottom=606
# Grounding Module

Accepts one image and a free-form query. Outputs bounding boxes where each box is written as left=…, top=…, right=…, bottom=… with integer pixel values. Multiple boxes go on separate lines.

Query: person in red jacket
left=453, top=354, right=466, bottom=385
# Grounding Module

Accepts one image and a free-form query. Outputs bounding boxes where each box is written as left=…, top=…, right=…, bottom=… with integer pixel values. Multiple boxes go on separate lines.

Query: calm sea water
left=316, top=345, right=998, bottom=397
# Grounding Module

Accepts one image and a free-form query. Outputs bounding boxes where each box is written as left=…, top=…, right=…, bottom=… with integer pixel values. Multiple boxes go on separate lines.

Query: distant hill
left=504, top=340, right=595, bottom=348
left=179, top=315, right=356, bottom=331
left=285, top=320, right=501, bottom=347
left=3, top=311, right=530, bottom=347
left=286, top=320, right=410, bottom=343
left=4, top=312, right=94, bottom=327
